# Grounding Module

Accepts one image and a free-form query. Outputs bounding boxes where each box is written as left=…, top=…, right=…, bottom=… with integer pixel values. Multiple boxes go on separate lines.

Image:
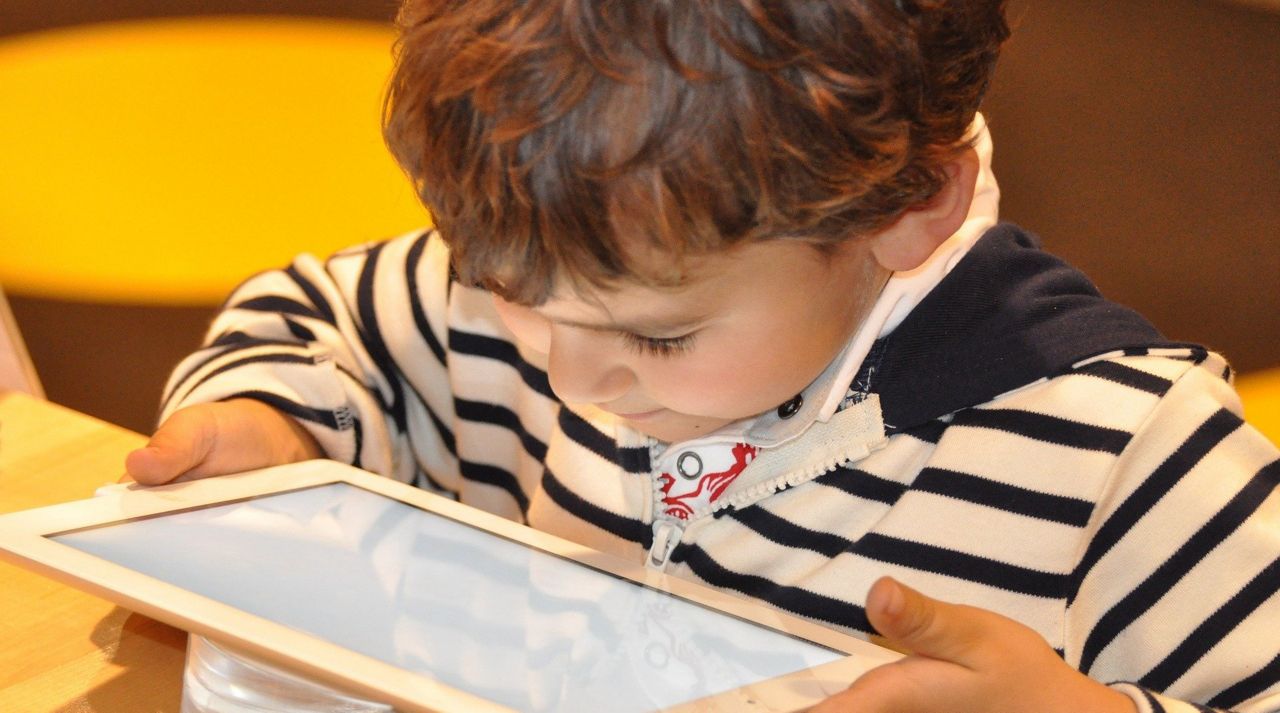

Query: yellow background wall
left=1, top=0, right=1276, bottom=434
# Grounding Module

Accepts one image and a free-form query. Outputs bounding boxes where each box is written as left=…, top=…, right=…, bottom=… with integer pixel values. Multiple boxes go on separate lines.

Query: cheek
left=637, top=331, right=819, bottom=417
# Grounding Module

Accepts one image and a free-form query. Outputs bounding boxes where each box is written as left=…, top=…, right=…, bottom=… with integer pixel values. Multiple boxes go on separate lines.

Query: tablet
left=0, top=460, right=899, bottom=712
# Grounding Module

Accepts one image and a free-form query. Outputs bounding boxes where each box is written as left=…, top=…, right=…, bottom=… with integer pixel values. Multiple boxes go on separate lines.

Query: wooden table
left=0, top=391, right=186, bottom=712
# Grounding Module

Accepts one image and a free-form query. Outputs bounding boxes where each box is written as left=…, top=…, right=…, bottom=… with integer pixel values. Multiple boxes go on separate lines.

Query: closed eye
left=621, top=332, right=697, bottom=358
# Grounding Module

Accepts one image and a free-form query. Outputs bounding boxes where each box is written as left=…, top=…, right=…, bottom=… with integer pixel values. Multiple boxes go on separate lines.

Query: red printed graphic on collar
left=658, top=442, right=759, bottom=520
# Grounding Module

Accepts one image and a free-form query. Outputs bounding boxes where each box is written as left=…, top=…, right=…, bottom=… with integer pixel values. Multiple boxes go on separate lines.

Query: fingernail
left=882, top=578, right=906, bottom=617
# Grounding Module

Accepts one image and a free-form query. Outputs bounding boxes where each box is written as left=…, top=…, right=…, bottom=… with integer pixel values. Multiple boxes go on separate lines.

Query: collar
left=866, top=224, right=1179, bottom=430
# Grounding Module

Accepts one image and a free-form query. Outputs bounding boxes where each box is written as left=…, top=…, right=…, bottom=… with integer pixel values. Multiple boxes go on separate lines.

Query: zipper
left=646, top=518, right=685, bottom=572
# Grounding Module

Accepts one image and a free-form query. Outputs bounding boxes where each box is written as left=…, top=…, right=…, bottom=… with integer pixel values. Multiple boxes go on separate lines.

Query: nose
left=546, top=326, right=636, bottom=406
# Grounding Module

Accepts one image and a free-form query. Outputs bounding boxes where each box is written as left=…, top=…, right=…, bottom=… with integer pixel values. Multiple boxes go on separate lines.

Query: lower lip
left=614, top=408, right=666, bottom=422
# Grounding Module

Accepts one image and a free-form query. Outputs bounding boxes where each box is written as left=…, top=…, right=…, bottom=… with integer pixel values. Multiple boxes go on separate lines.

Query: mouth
left=605, top=407, right=666, bottom=422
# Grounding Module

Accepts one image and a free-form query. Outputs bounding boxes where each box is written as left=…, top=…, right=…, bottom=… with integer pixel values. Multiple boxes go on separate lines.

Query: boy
left=126, top=1, right=1280, bottom=711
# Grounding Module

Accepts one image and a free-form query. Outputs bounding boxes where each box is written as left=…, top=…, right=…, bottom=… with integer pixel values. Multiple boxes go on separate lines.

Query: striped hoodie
left=161, top=223, right=1280, bottom=712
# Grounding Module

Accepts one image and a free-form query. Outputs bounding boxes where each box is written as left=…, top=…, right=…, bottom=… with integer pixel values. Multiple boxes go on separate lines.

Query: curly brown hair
left=384, top=0, right=1008, bottom=304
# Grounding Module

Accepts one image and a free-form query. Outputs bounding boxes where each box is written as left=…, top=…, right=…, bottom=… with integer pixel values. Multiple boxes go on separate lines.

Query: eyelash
left=621, top=332, right=697, bottom=358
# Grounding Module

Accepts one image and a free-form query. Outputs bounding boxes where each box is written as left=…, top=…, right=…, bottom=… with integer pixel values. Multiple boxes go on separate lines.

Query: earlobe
left=870, top=147, right=980, bottom=272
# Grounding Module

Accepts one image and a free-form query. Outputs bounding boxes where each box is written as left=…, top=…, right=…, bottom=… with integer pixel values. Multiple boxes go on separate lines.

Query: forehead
left=537, top=238, right=850, bottom=327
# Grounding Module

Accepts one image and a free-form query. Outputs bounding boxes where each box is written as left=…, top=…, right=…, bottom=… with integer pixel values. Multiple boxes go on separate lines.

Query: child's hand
left=124, top=399, right=323, bottom=485
left=812, top=577, right=1137, bottom=713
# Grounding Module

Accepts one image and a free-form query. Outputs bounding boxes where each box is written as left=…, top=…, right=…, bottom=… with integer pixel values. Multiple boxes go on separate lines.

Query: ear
left=870, top=147, right=980, bottom=272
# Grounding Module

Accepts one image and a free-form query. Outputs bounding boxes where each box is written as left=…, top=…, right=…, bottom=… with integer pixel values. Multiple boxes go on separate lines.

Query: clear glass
left=181, top=635, right=392, bottom=713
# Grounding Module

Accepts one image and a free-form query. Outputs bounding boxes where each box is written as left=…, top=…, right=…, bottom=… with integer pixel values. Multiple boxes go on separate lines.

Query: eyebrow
left=542, top=314, right=705, bottom=336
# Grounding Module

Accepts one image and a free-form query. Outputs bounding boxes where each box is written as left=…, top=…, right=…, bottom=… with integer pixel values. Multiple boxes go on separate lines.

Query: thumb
left=124, top=407, right=217, bottom=485
left=865, top=576, right=990, bottom=667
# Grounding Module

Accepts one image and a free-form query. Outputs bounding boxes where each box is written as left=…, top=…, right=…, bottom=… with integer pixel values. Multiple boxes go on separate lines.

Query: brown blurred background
left=2, top=0, right=1278, bottom=434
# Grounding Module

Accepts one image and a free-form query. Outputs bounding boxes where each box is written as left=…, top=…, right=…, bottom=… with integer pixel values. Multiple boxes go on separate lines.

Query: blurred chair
left=1237, top=368, right=1280, bottom=448
left=0, top=286, right=44, bottom=397
left=0, top=17, right=429, bottom=431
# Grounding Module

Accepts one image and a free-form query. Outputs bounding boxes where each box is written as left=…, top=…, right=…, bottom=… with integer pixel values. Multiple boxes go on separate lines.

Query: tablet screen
left=51, top=482, right=843, bottom=711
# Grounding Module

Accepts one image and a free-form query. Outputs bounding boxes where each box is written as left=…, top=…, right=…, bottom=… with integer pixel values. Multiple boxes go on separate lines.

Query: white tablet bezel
left=0, top=460, right=899, bottom=712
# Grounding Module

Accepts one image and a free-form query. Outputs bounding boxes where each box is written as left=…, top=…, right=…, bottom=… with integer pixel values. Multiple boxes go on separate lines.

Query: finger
left=865, top=576, right=996, bottom=668
left=123, top=408, right=217, bottom=485
left=810, top=667, right=898, bottom=713
left=810, top=655, right=962, bottom=713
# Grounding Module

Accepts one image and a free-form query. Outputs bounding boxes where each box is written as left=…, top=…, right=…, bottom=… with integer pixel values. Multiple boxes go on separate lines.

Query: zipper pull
left=647, top=519, right=684, bottom=572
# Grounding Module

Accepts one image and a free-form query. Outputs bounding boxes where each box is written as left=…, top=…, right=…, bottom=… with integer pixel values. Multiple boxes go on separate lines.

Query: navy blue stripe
left=617, top=446, right=651, bottom=474
left=423, top=400, right=457, bottom=457
left=1139, top=346, right=1208, bottom=365
left=207, top=332, right=303, bottom=350
left=353, top=242, right=408, bottom=432
left=327, top=364, right=449, bottom=464
left=854, top=533, right=1068, bottom=598
left=405, top=233, right=448, bottom=366
left=346, top=347, right=456, bottom=459
left=901, top=419, right=948, bottom=444
left=230, top=390, right=344, bottom=430
left=540, top=468, right=649, bottom=544
left=1070, top=409, right=1244, bottom=605
left=284, top=264, right=336, bottom=323
left=1151, top=346, right=1209, bottom=366
left=1147, top=553, right=1280, bottom=696
left=350, top=414, right=364, bottom=468
left=456, top=398, right=547, bottom=462
left=182, top=352, right=315, bottom=400
left=814, top=466, right=906, bottom=506
left=952, top=408, right=1132, bottom=455
left=283, top=317, right=315, bottom=342
left=1136, top=687, right=1168, bottom=713
left=162, top=340, right=292, bottom=412
left=1075, top=360, right=1174, bottom=396
left=459, top=460, right=529, bottom=515
left=676, top=545, right=874, bottom=634
left=1141, top=467, right=1280, bottom=691
left=558, top=408, right=623, bottom=467
left=230, top=295, right=327, bottom=322
left=727, top=506, right=849, bottom=558
left=1081, top=455, right=1275, bottom=674
left=449, top=329, right=556, bottom=399
left=162, top=337, right=267, bottom=412
left=914, top=467, right=1094, bottom=527
left=1209, top=649, right=1280, bottom=709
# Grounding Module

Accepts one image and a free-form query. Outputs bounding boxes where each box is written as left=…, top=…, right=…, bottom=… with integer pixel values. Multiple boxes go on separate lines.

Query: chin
left=630, top=414, right=734, bottom=444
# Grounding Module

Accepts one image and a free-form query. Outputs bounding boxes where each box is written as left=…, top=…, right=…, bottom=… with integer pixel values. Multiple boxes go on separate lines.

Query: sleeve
left=158, top=229, right=460, bottom=487
left=1065, top=355, right=1280, bottom=713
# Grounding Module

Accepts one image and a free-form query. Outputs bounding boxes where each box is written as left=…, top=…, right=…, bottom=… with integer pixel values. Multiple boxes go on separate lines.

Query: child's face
left=492, top=238, right=890, bottom=443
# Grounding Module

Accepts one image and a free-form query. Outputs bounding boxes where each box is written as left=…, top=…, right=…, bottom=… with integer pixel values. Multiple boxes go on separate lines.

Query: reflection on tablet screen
left=52, top=483, right=842, bottom=711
